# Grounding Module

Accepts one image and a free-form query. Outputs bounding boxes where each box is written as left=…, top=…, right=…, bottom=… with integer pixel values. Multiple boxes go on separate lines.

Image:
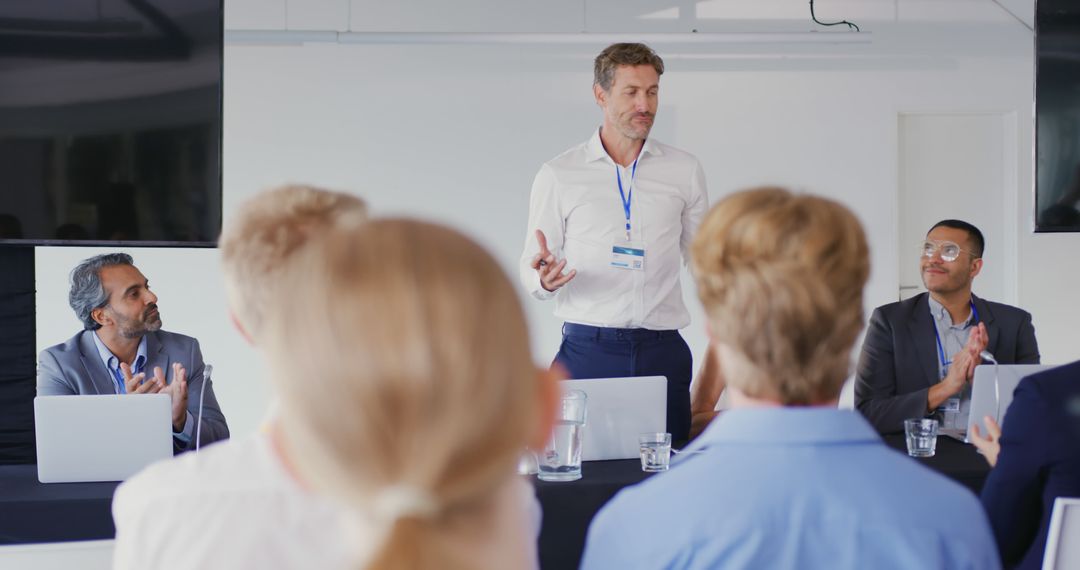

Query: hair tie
left=371, top=485, right=439, bottom=523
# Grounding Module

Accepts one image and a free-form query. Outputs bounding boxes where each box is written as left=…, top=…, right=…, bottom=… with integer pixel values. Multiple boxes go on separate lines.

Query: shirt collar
left=686, top=407, right=881, bottom=452
left=585, top=127, right=663, bottom=164
left=92, top=330, right=148, bottom=374
left=928, top=295, right=974, bottom=328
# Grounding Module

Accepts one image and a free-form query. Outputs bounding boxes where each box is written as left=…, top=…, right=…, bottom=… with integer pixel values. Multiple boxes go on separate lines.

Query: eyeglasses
left=922, top=240, right=979, bottom=262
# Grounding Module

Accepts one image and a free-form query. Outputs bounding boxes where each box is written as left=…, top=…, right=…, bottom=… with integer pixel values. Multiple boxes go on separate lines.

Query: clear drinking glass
left=538, top=390, right=587, bottom=482
left=904, top=418, right=939, bottom=458
left=639, top=432, right=672, bottom=472
left=517, top=448, right=538, bottom=475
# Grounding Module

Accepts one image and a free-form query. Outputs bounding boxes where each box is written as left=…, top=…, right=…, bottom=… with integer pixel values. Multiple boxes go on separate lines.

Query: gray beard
left=118, top=317, right=162, bottom=339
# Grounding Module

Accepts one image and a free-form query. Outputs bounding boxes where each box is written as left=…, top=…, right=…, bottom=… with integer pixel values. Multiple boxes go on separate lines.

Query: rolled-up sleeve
left=680, top=159, right=709, bottom=267
left=519, top=164, right=563, bottom=301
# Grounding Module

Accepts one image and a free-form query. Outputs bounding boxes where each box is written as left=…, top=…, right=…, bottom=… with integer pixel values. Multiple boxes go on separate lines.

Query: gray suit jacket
left=854, top=292, right=1040, bottom=434
left=37, top=329, right=230, bottom=451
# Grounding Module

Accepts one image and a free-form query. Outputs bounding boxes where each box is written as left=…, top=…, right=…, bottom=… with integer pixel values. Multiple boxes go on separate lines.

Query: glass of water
left=517, top=448, right=538, bottom=475
left=539, top=390, right=587, bottom=482
left=639, top=432, right=672, bottom=472
left=904, top=418, right=939, bottom=458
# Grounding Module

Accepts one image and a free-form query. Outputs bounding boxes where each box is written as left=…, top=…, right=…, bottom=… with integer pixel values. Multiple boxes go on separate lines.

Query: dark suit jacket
left=981, top=360, right=1080, bottom=570
left=37, top=329, right=230, bottom=452
left=854, top=292, right=1040, bottom=434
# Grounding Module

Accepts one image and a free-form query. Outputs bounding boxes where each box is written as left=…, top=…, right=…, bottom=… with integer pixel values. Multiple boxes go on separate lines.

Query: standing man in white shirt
left=520, top=43, right=708, bottom=442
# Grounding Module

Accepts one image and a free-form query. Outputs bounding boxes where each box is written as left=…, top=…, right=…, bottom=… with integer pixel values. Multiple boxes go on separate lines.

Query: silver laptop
left=964, top=364, right=1057, bottom=443
left=35, top=394, right=173, bottom=483
left=561, top=376, right=666, bottom=461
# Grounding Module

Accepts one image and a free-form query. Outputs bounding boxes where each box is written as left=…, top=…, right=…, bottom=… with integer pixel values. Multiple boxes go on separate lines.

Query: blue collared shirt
left=928, top=297, right=977, bottom=429
left=581, top=408, right=1000, bottom=570
left=928, top=295, right=975, bottom=375
left=91, top=332, right=147, bottom=394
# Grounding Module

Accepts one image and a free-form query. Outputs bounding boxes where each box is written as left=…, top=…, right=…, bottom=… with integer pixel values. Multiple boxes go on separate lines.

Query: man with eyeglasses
left=854, top=219, right=1040, bottom=434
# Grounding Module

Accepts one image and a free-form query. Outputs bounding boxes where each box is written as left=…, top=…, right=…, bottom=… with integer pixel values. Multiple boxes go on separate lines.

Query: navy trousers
left=553, top=323, right=693, bottom=442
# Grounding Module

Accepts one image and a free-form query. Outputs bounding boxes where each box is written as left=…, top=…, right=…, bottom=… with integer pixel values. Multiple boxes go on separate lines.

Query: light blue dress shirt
left=581, top=408, right=1000, bottom=570
left=928, top=296, right=975, bottom=372
left=928, top=296, right=977, bottom=429
left=91, top=331, right=194, bottom=441
left=91, top=331, right=148, bottom=394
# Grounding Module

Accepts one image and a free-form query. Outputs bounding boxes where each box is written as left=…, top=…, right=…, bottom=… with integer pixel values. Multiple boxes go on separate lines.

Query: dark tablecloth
left=881, top=433, right=990, bottom=495
left=0, top=464, right=118, bottom=544
left=533, top=459, right=654, bottom=570
left=532, top=434, right=991, bottom=570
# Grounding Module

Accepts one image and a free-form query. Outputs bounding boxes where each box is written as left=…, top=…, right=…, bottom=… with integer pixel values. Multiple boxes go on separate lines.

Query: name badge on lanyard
left=932, top=300, right=978, bottom=415
left=610, top=158, right=646, bottom=271
left=938, top=396, right=961, bottom=413
left=611, top=244, right=645, bottom=270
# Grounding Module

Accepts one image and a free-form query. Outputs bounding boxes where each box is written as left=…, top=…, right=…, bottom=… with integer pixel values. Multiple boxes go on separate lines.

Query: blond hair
left=262, top=218, right=539, bottom=570
left=218, top=185, right=367, bottom=341
left=691, top=187, right=870, bottom=405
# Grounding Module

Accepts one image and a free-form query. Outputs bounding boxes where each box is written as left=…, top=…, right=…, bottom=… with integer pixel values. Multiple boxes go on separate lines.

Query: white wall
left=35, top=7, right=1080, bottom=437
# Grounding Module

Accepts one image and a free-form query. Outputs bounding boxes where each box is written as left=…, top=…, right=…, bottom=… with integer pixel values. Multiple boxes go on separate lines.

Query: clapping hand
left=120, top=362, right=162, bottom=394
left=969, top=415, right=1001, bottom=467
left=121, top=362, right=187, bottom=432
left=530, top=230, right=576, bottom=292
left=968, top=322, right=989, bottom=361
left=157, top=363, right=189, bottom=433
left=943, top=322, right=990, bottom=392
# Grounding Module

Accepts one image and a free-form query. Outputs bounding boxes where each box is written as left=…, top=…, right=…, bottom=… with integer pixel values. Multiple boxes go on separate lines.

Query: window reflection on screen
left=0, top=0, right=221, bottom=245
left=1036, top=1, right=1080, bottom=232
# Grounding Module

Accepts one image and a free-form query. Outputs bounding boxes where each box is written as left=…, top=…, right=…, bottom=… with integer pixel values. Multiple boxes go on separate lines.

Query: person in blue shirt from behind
left=581, top=187, right=1000, bottom=570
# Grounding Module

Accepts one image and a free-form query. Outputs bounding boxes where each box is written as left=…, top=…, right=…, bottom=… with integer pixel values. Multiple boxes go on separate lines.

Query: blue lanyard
left=933, top=300, right=979, bottom=367
left=615, top=159, right=638, bottom=241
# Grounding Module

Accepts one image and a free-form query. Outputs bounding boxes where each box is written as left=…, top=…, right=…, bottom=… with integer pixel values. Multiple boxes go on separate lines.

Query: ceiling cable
left=809, top=0, right=860, bottom=32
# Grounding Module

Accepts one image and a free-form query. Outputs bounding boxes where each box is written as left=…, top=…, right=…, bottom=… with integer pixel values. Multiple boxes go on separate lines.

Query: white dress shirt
left=112, top=433, right=360, bottom=570
left=520, top=129, right=708, bottom=330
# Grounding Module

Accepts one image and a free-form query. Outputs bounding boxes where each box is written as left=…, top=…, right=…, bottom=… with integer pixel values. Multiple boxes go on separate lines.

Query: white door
left=897, top=113, right=1016, bottom=304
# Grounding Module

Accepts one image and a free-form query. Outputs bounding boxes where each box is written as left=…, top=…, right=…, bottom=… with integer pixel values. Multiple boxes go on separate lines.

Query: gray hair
left=69, top=253, right=134, bottom=330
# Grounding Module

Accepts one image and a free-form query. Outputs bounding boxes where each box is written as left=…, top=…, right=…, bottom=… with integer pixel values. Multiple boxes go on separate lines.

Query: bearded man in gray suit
left=37, top=254, right=229, bottom=452
left=855, top=220, right=1040, bottom=434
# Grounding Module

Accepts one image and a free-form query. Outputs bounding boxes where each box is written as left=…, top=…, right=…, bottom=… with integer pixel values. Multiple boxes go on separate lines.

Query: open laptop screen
left=560, top=377, right=666, bottom=461
left=965, top=364, right=1057, bottom=443
left=35, top=394, right=172, bottom=483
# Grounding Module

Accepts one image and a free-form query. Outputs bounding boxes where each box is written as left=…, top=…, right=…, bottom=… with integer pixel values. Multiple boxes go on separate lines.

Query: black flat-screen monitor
left=0, top=0, right=222, bottom=246
left=1036, top=0, right=1080, bottom=232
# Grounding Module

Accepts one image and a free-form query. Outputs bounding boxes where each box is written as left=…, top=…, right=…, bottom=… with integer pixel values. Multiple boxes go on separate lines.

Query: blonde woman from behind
left=263, top=218, right=558, bottom=570
left=112, top=185, right=370, bottom=570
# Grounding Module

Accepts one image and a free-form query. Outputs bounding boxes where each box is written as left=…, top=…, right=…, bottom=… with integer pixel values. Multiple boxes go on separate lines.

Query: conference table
left=0, top=435, right=988, bottom=569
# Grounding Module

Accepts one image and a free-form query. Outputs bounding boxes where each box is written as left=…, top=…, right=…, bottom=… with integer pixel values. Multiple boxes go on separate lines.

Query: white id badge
left=611, top=242, right=645, bottom=271
left=938, top=397, right=961, bottom=413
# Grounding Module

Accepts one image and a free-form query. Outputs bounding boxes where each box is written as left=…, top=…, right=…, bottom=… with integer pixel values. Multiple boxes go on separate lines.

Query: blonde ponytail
left=263, top=218, right=539, bottom=569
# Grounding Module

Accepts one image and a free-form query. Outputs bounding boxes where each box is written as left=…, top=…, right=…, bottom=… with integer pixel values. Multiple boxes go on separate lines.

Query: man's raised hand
left=530, top=230, right=576, bottom=292
left=121, top=362, right=161, bottom=394
left=159, top=363, right=189, bottom=432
